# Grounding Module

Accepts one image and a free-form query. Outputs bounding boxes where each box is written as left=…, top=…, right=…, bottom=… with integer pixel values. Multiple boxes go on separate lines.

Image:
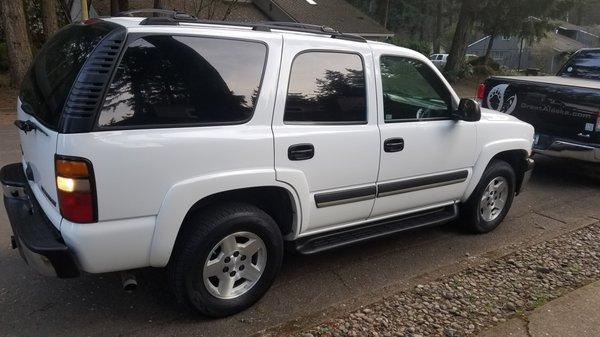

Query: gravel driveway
left=294, top=216, right=600, bottom=337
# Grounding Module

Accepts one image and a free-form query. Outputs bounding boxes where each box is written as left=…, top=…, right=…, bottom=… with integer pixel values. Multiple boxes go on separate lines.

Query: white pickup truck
left=1, top=13, right=534, bottom=317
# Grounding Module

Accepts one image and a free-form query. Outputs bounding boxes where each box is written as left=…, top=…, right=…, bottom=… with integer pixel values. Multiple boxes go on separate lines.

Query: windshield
left=557, top=49, right=600, bottom=81
left=19, top=21, right=118, bottom=130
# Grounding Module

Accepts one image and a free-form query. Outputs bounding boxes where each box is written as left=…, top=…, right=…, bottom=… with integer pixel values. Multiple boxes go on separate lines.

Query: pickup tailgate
left=482, top=76, right=600, bottom=145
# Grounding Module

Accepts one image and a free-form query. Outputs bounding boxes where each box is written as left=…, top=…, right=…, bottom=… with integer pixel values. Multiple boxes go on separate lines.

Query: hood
left=480, top=108, right=521, bottom=122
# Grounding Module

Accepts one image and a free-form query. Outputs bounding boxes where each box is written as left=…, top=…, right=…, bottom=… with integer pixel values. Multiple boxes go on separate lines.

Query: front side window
left=380, top=56, right=452, bottom=122
left=98, top=36, right=266, bottom=128
left=284, top=51, right=367, bottom=124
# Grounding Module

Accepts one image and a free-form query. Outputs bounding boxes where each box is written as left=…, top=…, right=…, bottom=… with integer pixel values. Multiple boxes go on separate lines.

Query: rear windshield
left=558, top=50, right=600, bottom=80
left=19, top=21, right=117, bottom=129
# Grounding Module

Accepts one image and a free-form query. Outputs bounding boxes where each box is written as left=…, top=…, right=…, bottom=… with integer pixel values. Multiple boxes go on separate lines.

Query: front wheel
left=460, top=160, right=516, bottom=233
left=168, top=203, right=283, bottom=317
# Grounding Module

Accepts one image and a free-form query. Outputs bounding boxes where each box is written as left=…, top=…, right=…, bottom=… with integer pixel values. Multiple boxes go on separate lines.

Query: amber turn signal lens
left=55, top=156, right=97, bottom=223
left=56, top=159, right=89, bottom=178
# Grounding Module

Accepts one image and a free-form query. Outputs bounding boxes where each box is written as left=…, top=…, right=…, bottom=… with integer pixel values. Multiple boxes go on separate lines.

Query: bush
left=390, top=37, right=431, bottom=56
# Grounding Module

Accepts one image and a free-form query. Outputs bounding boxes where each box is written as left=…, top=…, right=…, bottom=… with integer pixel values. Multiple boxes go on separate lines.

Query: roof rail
left=125, top=9, right=366, bottom=43
left=117, top=8, right=196, bottom=21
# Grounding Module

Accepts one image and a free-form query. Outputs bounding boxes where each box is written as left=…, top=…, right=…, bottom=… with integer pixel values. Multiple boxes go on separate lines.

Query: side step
left=292, top=204, right=458, bottom=255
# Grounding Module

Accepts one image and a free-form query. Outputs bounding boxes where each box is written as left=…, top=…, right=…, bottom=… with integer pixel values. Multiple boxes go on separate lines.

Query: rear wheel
left=460, top=160, right=516, bottom=233
left=169, top=203, right=283, bottom=317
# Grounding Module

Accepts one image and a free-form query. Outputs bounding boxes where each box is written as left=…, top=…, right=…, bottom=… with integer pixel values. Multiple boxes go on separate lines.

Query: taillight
left=476, top=83, right=486, bottom=101
left=55, top=156, right=97, bottom=223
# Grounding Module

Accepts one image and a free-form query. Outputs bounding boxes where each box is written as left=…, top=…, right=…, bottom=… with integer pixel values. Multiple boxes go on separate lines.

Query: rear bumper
left=1, top=163, right=79, bottom=278
left=534, top=139, right=600, bottom=163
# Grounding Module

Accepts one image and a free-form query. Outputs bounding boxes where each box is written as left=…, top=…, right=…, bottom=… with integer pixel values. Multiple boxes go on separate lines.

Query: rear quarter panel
left=56, top=30, right=287, bottom=268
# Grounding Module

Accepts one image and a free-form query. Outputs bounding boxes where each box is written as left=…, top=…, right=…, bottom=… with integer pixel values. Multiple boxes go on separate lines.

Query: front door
left=272, top=36, right=380, bottom=235
left=371, top=53, right=477, bottom=219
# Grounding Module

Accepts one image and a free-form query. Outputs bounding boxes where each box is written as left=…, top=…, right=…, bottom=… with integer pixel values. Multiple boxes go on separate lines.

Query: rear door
left=272, top=35, right=380, bottom=235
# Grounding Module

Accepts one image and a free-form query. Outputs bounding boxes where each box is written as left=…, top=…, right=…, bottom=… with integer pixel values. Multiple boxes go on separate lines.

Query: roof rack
left=117, top=8, right=196, bottom=21
left=118, top=9, right=366, bottom=43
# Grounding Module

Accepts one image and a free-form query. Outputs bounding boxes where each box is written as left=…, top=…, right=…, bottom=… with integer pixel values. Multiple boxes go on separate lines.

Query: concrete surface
left=479, top=280, right=600, bottom=337
left=1, top=122, right=600, bottom=337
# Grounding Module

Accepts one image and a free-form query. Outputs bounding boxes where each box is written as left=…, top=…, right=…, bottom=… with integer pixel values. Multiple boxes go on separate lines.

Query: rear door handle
left=384, top=138, right=404, bottom=152
left=288, top=143, right=314, bottom=161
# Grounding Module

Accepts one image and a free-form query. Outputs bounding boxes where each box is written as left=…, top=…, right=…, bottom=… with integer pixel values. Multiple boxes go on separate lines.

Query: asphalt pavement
left=1, top=123, right=600, bottom=337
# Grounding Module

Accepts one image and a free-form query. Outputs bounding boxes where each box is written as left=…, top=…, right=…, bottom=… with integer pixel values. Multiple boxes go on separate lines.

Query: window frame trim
left=93, top=32, right=270, bottom=131
left=378, top=54, right=456, bottom=124
left=283, top=49, right=369, bottom=126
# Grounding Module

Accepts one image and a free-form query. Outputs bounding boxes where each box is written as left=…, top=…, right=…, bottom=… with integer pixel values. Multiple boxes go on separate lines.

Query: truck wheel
left=460, top=160, right=516, bottom=233
left=168, top=203, right=283, bottom=317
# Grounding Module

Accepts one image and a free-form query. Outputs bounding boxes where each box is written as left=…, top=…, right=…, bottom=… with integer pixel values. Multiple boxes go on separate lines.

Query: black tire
left=460, top=159, right=516, bottom=233
left=168, top=202, right=283, bottom=317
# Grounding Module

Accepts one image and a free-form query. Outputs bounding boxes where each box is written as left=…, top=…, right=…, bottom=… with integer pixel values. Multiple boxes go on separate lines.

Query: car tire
left=168, top=202, right=283, bottom=317
left=460, top=159, right=516, bottom=233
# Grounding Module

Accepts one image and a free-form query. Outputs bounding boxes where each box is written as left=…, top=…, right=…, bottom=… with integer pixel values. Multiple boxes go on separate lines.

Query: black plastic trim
left=1, top=163, right=80, bottom=278
left=292, top=204, right=458, bottom=254
left=314, top=185, right=376, bottom=208
left=59, top=26, right=127, bottom=133
left=378, top=170, right=469, bottom=197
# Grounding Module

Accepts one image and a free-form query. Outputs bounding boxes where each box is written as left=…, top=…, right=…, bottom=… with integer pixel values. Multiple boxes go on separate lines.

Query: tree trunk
left=374, top=0, right=389, bottom=28
left=1, top=0, right=33, bottom=88
left=41, top=0, right=60, bottom=40
left=153, top=0, right=164, bottom=9
left=483, top=34, right=496, bottom=64
left=444, top=0, right=475, bottom=75
left=433, top=0, right=443, bottom=53
left=110, top=0, right=119, bottom=15
left=118, top=0, right=129, bottom=12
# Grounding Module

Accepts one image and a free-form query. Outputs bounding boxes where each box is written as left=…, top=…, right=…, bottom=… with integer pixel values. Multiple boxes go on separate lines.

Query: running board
left=292, top=204, right=458, bottom=255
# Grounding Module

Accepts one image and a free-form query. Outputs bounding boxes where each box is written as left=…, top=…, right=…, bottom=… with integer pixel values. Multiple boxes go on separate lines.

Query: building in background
left=467, top=21, right=598, bottom=73
left=79, top=0, right=392, bottom=39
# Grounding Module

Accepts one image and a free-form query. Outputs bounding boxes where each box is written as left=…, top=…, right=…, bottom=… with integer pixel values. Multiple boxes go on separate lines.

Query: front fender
left=149, top=168, right=300, bottom=267
left=462, top=138, right=531, bottom=201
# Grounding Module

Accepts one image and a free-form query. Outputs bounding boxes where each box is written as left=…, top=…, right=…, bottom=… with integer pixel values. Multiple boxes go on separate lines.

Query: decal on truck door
left=487, top=84, right=518, bottom=114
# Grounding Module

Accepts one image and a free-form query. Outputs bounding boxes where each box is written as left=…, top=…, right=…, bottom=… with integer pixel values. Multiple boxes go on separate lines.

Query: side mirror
left=452, top=98, right=481, bottom=122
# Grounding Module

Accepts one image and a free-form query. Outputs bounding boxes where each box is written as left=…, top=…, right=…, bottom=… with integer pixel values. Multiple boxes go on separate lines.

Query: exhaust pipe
left=120, top=271, right=138, bottom=291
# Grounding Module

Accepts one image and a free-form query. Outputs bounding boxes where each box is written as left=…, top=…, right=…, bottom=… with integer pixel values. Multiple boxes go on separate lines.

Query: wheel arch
left=149, top=170, right=301, bottom=267
left=463, top=139, right=531, bottom=201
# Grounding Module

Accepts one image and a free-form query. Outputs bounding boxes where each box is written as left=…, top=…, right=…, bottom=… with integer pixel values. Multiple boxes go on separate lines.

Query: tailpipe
left=120, top=271, right=138, bottom=291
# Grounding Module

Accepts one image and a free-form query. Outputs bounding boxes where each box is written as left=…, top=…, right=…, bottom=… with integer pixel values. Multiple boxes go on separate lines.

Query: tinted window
left=98, top=36, right=266, bottom=128
left=284, top=52, right=366, bottom=123
left=558, top=50, right=600, bottom=80
left=380, top=56, right=451, bottom=122
left=19, top=22, right=117, bottom=129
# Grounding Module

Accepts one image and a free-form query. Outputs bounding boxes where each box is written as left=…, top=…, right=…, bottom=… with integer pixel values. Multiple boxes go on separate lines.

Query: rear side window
left=284, top=51, right=367, bottom=124
left=98, top=36, right=266, bottom=128
left=558, top=50, right=600, bottom=80
left=19, top=22, right=116, bottom=130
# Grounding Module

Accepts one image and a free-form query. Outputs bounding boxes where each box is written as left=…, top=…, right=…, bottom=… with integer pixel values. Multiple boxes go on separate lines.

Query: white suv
left=1, top=13, right=534, bottom=317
